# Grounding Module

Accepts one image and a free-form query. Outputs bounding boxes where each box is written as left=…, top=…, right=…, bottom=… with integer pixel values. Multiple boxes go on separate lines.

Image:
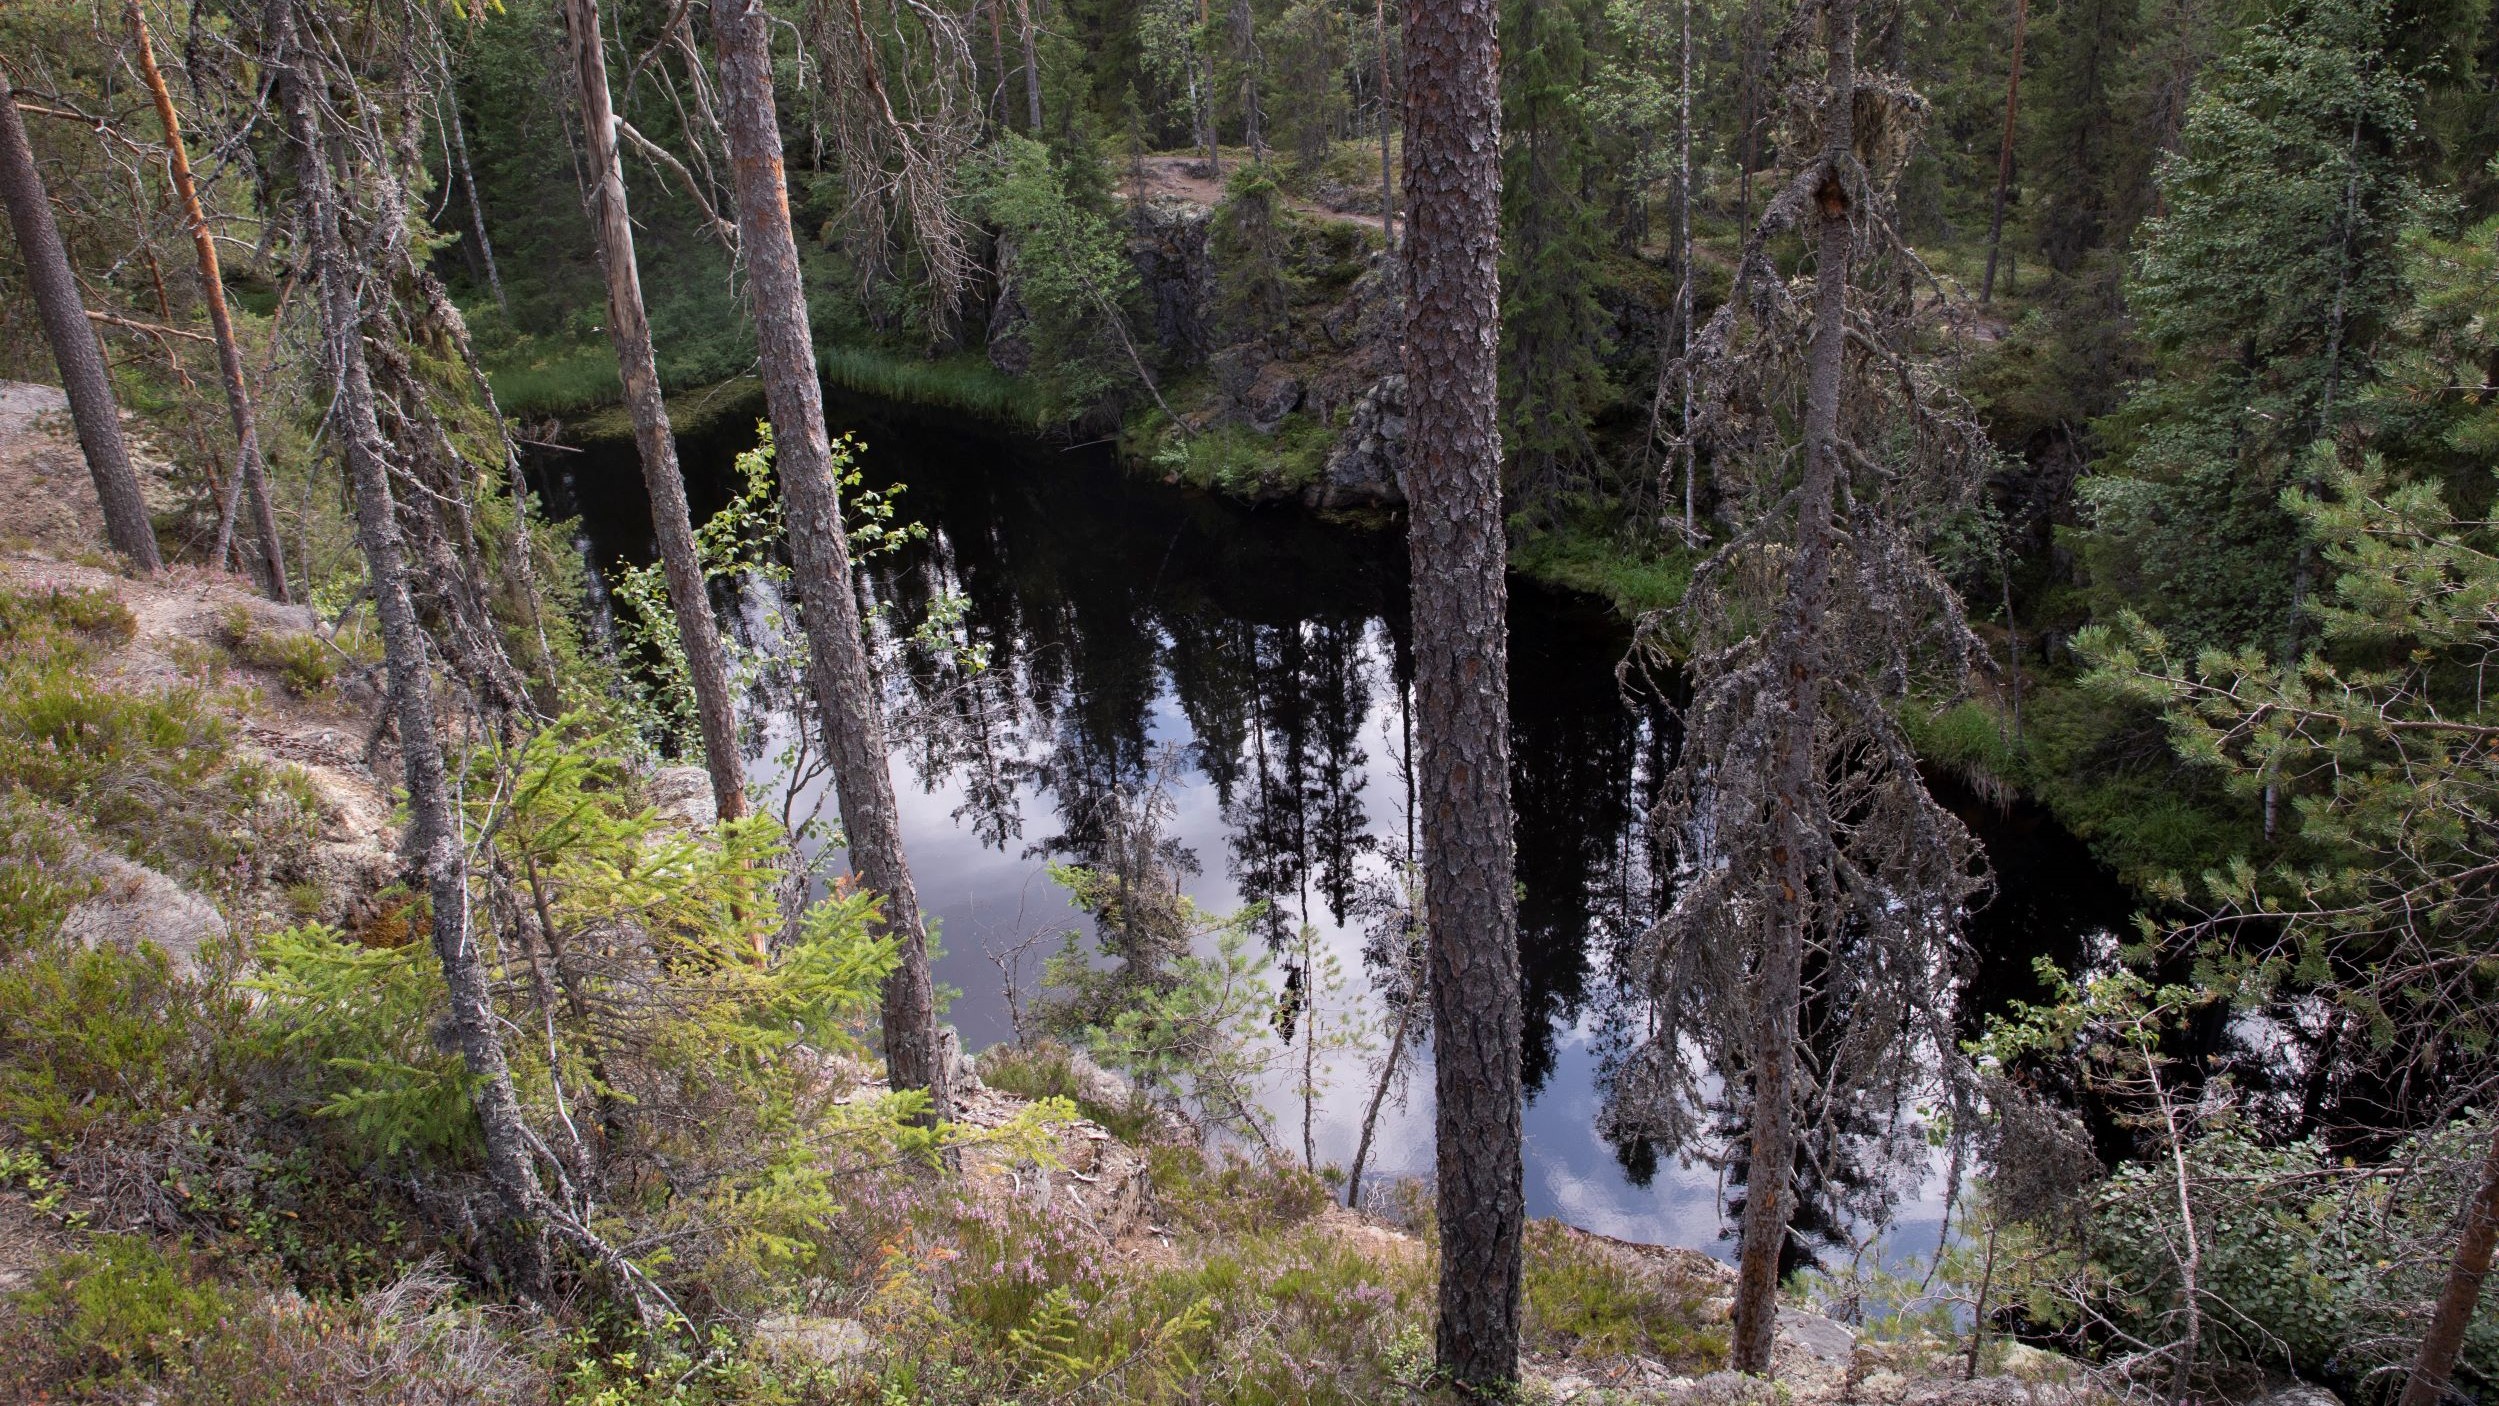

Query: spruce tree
left=2080, top=0, right=2426, bottom=653
left=1498, top=0, right=1611, bottom=515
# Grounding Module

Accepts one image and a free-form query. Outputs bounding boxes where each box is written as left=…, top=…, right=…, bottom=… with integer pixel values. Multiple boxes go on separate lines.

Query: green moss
left=1511, top=524, right=1694, bottom=617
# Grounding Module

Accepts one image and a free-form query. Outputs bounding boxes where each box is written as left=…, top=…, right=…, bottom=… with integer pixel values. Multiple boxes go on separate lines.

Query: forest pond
left=539, top=386, right=2139, bottom=1266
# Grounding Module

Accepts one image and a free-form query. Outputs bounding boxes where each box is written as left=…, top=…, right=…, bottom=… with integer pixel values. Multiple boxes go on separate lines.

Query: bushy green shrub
left=0, top=937, right=250, bottom=1145
left=2070, top=1120, right=2499, bottom=1391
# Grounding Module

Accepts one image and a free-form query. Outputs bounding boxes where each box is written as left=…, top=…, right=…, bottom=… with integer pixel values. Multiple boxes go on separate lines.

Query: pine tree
left=711, top=0, right=952, bottom=1127
left=1404, top=0, right=1525, bottom=1382
left=564, top=0, right=747, bottom=823
left=0, top=67, right=161, bottom=575
left=1603, top=0, right=1997, bottom=1373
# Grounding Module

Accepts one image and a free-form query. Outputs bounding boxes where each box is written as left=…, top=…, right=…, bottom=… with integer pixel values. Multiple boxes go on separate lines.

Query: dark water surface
left=541, top=387, right=2137, bottom=1260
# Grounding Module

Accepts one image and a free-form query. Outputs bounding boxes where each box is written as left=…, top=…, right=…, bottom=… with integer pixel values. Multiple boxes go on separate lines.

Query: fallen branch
left=85, top=308, right=214, bottom=342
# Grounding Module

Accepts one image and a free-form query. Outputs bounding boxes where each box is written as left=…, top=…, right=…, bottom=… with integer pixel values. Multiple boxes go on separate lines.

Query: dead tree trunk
left=1730, top=0, right=1860, bottom=1373
left=2400, top=1118, right=2499, bottom=1406
left=1403, top=0, right=1524, bottom=1378
left=710, top=0, right=951, bottom=1128
left=1017, top=0, right=1044, bottom=133
left=128, top=0, right=289, bottom=599
left=565, top=0, right=748, bottom=822
left=1979, top=0, right=2029, bottom=304
left=270, top=0, right=545, bottom=1278
left=0, top=69, right=162, bottom=574
left=441, top=62, right=507, bottom=315
left=1232, top=0, right=1266, bottom=160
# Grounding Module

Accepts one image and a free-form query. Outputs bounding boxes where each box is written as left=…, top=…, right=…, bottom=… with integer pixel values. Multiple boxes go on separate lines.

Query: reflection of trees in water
left=1220, top=618, right=1377, bottom=945
left=1510, top=623, right=1674, bottom=1096
left=872, top=538, right=1033, bottom=851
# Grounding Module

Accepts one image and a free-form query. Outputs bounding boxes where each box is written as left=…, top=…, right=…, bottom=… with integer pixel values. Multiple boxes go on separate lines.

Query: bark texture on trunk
left=270, top=0, right=545, bottom=1276
left=1402, top=0, right=1523, bottom=1380
left=1731, top=0, right=1859, bottom=1374
left=127, top=0, right=289, bottom=600
left=0, top=70, right=162, bottom=574
left=710, top=0, right=951, bottom=1126
left=2400, top=1117, right=2499, bottom=1406
left=1375, top=0, right=1395, bottom=252
left=565, top=0, right=747, bottom=823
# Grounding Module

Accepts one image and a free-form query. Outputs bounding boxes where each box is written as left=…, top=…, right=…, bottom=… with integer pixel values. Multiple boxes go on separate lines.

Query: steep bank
left=0, top=378, right=2107, bottom=1402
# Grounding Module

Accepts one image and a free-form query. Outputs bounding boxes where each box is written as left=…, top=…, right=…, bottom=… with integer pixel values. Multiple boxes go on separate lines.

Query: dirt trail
left=1127, top=154, right=1390, bottom=235
left=0, top=379, right=396, bottom=912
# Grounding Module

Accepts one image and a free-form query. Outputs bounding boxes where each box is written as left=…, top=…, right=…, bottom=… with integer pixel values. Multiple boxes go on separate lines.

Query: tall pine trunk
left=1731, top=0, right=1860, bottom=1373
left=710, top=0, right=951, bottom=1126
left=2400, top=1118, right=2499, bottom=1406
left=1375, top=0, right=1395, bottom=251
left=1403, top=0, right=1523, bottom=1381
left=127, top=0, right=288, bottom=600
left=0, top=69, right=162, bottom=574
left=270, top=0, right=545, bottom=1276
left=564, top=0, right=748, bottom=823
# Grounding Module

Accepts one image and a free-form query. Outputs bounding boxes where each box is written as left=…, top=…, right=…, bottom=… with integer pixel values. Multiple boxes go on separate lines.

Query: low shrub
left=1148, top=1146, right=1334, bottom=1239
left=1519, top=1219, right=1728, bottom=1371
left=216, top=604, right=337, bottom=697
left=14, top=1235, right=242, bottom=1382
left=0, top=586, right=321, bottom=893
left=977, top=1040, right=1163, bottom=1144
left=0, top=1247, right=548, bottom=1403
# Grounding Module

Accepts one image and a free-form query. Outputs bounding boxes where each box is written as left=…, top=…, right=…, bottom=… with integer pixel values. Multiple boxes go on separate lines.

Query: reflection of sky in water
left=783, top=601, right=1815, bottom=1263
left=555, top=391, right=2132, bottom=1270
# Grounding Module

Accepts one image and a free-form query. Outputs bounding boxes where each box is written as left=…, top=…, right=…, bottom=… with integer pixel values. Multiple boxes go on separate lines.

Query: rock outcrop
left=1315, top=372, right=1405, bottom=508
left=57, top=850, right=228, bottom=974
left=1129, top=200, right=1214, bottom=366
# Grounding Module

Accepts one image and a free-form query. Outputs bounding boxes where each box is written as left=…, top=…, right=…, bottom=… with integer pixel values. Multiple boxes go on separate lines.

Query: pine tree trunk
left=270, top=0, right=545, bottom=1276
left=127, top=0, right=289, bottom=600
left=0, top=70, right=162, bottom=575
left=2400, top=1118, right=2499, bottom=1406
left=1375, top=0, right=1395, bottom=251
left=565, top=0, right=747, bottom=823
left=1731, top=0, right=1860, bottom=1374
left=1403, top=0, right=1523, bottom=1379
left=710, top=0, right=952, bottom=1127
